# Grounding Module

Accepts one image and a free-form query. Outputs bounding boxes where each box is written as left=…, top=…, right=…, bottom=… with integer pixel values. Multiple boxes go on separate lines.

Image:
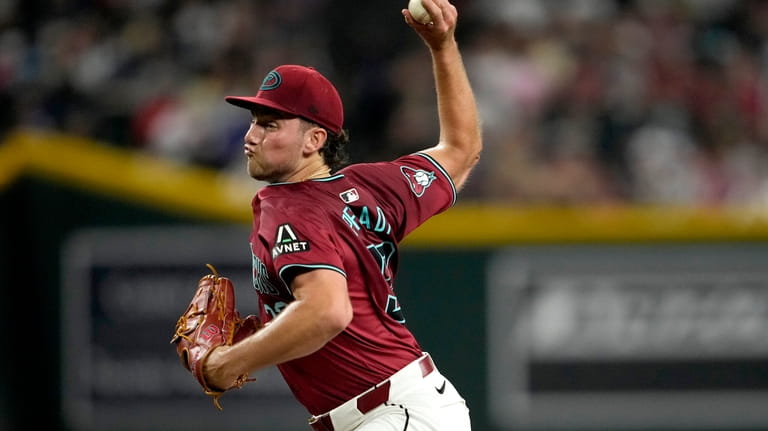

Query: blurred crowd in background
left=1, top=0, right=767, bottom=206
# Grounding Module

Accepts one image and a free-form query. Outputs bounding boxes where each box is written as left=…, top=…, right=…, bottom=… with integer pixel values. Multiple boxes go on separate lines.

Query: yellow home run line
left=1, top=129, right=256, bottom=224
left=2, top=129, right=768, bottom=246
left=409, top=204, right=768, bottom=246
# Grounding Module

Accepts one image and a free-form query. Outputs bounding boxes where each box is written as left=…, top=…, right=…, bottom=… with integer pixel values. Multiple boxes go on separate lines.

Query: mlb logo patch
left=340, top=188, right=360, bottom=203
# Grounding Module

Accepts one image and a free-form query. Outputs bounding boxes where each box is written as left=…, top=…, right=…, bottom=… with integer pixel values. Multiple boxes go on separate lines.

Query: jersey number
left=367, top=241, right=405, bottom=323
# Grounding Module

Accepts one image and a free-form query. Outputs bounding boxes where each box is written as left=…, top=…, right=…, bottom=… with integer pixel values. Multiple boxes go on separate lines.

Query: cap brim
left=224, top=96, right=295, bottom=117
left=225, top=95, right=341, bottom=134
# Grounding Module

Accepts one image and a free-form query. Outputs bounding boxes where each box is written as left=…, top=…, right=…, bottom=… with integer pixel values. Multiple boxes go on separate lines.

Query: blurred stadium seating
left=1, top=0, right=766, bottom=206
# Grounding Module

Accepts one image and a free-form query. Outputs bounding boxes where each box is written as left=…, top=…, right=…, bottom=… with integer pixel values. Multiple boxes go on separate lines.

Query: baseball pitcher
left=171, top=0, right=481, bottom=429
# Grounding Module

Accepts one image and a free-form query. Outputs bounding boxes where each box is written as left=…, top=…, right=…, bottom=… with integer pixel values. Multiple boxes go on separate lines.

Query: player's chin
left=246, top=161, right=268, bottom=181
left=245, top=159, right=260, bottom=178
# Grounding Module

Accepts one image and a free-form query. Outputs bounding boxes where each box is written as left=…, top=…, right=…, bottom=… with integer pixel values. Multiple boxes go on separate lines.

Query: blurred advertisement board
left=488, top=244, right=768, bottom=430
left=61, top=226, right=307, bottom=431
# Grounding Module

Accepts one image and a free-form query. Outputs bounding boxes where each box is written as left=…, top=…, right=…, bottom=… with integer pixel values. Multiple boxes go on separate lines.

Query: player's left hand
left=170, top=264, right=261, bottom=410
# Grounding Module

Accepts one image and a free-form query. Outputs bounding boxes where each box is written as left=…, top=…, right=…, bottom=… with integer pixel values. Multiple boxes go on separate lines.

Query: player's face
left=243, top=111, right=312, bottom=183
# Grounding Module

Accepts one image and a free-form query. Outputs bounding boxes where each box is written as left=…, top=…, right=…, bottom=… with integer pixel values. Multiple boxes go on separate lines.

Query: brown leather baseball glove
left=170, top=264, right=261, bottom=410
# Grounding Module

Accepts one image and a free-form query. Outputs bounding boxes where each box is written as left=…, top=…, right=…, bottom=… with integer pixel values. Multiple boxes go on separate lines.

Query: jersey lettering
left=264, top=301, right=288, bottom=319
left=341, top=205, right=391, bottom=235
left=373, top=207, right=389, bottom=233
left=251, top=249, right=280, bottom=295
left=359, top=207, right=372, bottom=230
left=342, top=206, right=361, bottom=234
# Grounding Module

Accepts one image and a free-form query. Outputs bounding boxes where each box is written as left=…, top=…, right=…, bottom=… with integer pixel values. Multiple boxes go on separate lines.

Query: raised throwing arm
left=403, top=0, right=482, bottom=191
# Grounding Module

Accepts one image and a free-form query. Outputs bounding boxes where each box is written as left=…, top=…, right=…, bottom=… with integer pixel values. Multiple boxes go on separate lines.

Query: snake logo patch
left=401, top=166, right=436, bottom=197
left=260, top=70, right=282, bottom=90
left=272, top=224, right=309, bottom=258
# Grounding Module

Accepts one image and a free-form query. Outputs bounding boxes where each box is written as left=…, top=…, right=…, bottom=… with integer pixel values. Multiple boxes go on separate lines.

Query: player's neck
left=280, top=161, right=331, bottom=183
left=306, top=166, right=332, bottom=180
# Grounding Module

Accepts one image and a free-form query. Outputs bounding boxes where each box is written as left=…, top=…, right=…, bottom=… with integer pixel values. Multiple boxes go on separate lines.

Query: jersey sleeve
left=356, top=152, right=457, bottom=241
left=261, top=201, right=346, bottom=290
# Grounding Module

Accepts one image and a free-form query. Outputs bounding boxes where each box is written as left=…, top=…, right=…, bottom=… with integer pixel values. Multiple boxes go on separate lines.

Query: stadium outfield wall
left=3, top=130, right=768, bottom=431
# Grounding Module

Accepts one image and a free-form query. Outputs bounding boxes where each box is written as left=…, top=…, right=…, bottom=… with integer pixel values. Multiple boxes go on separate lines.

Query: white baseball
left=408, top=0, right=432, bottom=24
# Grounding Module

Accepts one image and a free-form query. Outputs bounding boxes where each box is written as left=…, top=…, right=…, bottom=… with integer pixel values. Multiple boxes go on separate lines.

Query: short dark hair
left=299, top=118, right=349, bottom=173
left=319, top=128, right=350, bottom=173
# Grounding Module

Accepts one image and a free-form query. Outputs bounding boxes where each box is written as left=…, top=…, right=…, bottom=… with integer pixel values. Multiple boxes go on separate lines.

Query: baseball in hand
left=408, top=0, right=432, bottom=24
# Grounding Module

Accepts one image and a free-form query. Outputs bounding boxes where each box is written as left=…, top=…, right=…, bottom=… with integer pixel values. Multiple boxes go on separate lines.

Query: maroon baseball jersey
left=248, top=152, right=456, bottom=414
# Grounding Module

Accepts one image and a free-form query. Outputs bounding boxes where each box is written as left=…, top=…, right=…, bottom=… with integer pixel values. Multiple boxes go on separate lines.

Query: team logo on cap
left=401, top=166, right=436, bottom=197
left=260, top=70, right=282, bottom=90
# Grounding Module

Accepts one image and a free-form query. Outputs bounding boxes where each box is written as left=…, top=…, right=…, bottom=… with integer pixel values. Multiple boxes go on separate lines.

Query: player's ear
left=303, top=124, right=328, bottom=154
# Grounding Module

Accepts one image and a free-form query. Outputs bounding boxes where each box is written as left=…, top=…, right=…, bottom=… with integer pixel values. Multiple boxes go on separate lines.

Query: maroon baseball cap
left=225, top=65, right=344, bottom=134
